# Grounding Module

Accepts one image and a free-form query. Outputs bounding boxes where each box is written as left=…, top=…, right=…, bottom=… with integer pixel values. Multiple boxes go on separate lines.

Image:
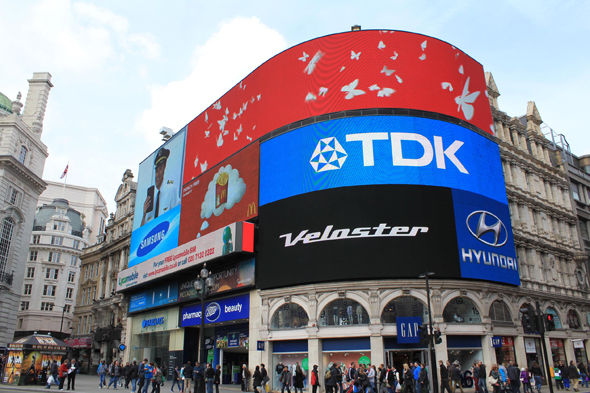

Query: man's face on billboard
left=155, top=162, right=166, bottom=190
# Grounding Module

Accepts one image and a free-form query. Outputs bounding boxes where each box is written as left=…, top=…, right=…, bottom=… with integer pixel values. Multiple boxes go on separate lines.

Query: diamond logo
left=310, top=137, right=348, bottom=172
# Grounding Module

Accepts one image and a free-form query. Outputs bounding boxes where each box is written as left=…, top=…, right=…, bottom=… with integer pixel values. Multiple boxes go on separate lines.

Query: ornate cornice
left=0, top=155, right=46, bottom=194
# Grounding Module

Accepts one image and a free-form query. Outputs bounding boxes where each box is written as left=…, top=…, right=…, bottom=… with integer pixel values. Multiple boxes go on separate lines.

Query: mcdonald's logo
left=247, top=202, right=258, bottom=217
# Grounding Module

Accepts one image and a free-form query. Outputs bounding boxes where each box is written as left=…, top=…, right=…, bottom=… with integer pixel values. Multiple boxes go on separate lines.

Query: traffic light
left=418, top=324, right=429, bottom=344
left=520, top=307, right=539, bottom=333
left=434, top=329, right=442, bottom=344
left=544, top=314, right=556, bottom=331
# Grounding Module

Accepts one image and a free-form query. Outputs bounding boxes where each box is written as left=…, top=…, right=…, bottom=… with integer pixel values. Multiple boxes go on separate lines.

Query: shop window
left=495, top=337, right=516, bottom=365
left=490, top=301, right=513, bottom=324
left=271, top=303, right=309, bottom=329
left=381, top=296, right=428, bottom=324
left=319, top=298, right=369, bottom=326
left=545, top=307, right=563, bottom=329
left=567, top=309, right=582, bottom=330
left=550, top=339, right=567, bottom=366
left=443, top=297, right=482, bottom=324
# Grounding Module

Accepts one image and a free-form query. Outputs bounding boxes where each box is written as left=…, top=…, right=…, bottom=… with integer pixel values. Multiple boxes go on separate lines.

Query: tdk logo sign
left=466, top=211, right=507, bottom=247
left=310, top=133, right=468, bottom=174
left=142, top=317, right=164, bottom=328
left=137, top=221, right=170, bottom=257
left=206, top=303, right=221, bottom=322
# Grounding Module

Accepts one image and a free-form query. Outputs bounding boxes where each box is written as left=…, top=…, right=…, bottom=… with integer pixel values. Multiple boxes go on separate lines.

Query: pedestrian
left=450, top=361, right=464, bottom=393
left=129, top=360, right=139, bottom=393
left=325, top=363, right=337, bottom=393
left=555, top=366, right=564, bottom=390
left=138, top=359, right=148, bottom=393
left=162, top=364, right=168, bottom=387
left=368, top=365, right=376, bottom=393
left=276, top=362, right=285, bottom=391
left=349, top=363, right=357, bottom=386
left=559, top=361, right=570, bottom=391
left=108, top=361, right=121, bottom=389
left=479, top=362, right=488, bottom=393
left=439, top=361, right=451, bottom=393
left=568, top=361, right=580, bottom=392
left=59, top=360, right=69, bottom=391
left=489, top=365, right=500, bottom=393
left=143, top=362, right=154, bottom=393
left=172, top=365, right=182, bottom=393
left=403, top=364, right=414, bottom=393
left=530, top=361, right=543, bottom=393
left=205, top=364, right=215, bottom=393
left=311, top=365, right=321, bottom=393
left=123, top=362, right=131, bottom=389
left=281, top=364, right=293, bottom=393
left=46, top=360, right=60, bottom=389
left=261, top=364, right=269, bottom=393
left=151, top=363, right=162, bottom=393
left=253, top=365, right=263, bottom=393
left=418, top=364, right=428, bottom=393
left=194, top=362, right=204, bottom=393
left=387, top=364, right=398, bottom=393
left=520, top=368, right=531, bottom=393
left=183, top=362, right=194, bottom=393
left=67, top=359, right=77, bottom=390
left=473, top=363, right=480, bottom=393
left=578, top=362, right=588, bottom=389
left=294, top=364, right=305, bottom=393
left=507, top=362, right=521, bottom=393
left=214, top=365, right=221, bottom=393
left=242, top=365, right=251, bottom=392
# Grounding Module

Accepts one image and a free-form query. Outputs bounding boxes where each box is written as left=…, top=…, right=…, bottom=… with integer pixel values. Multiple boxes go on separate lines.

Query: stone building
left=0, top=73, right=51, bottom=349
left=71, top=169, right=136, bottom=372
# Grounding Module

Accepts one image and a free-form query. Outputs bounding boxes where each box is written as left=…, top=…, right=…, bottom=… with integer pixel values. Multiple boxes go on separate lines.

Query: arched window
left=545, top=307, right=562, bottom=329
left=566, top=309, right=581, bottom=330
left=320, top=298, right=369, bottom=326
left=443, top=297, right=482, bottom=324
left=271, top=303, right=309, bottom=329
left=490, top=301, right=513, bottom=324
left=381, top=296, right=428, bottom=324
left=0, top=218, right=15, bottom=274
left=18, top=146, right=27, bottom=165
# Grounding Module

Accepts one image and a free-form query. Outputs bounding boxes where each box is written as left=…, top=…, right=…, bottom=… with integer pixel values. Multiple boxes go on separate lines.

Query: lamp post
left=193, top=263, right=215, bottom=370
left=418, top=272, right=438, bottom=393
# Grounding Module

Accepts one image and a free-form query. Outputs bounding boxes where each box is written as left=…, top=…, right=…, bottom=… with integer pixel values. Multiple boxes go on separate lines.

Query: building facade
left=0, top=73, right=52, bottom=349
left=71, top=169, right=136, bottom=372
left=114, top=29, right=590, bottom=390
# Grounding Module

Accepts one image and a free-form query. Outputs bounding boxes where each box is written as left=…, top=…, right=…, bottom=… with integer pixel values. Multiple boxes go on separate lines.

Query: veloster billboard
left=182, top=30, right=493, bottom=184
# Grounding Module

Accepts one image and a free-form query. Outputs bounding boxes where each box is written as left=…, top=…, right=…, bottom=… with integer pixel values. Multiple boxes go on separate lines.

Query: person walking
left=281, top=364, right=293, bottom=393
left=152, top=364, right=162, bottom=393
left=560, top=361, right=570, bottom=391
left=478, top=362, right=488, bottom=393
left=46, top=360, right=60, bottom=389
left=311, top=365, right=321, bottom=393
left=143, top=362, right=154, bottom=393
left=294, top=364, right=305, bottom=393
left=439, top=361, right=452, bottom=393
left=183, top=362, right=194, bottom=393
left=418, top=364, right=428, bottom=393
left=138, top=359, right=148, bottom=393
left=241, top=365, right=251, bottom=392
left=521, top=367, right=531, bottom=393
left=260, top=364, right=269, bottom=393
left=129, top=361, right=139, bottom=393
left=577, top=362, right=588, bottom=389
left=473, top=363, right=480, bottom=393
left=568, top=361, right=580, bottom=392
left=253, top=365, right=263, bottom=393
left=108, top=361, right=121, bottom=389
left=450, top=362, right=464, bottom=393
left=194, top=363, right=204, bottom=393
left=368, top=365, right=377, bottom=393
left=214, top=365, right=221, bottom=393
left=387, top=365, right=398, bottom=393
left=97, top=361, right=107, bottom=389
left=489, top=365, right=501, bottom=393
left=554, top=366, right=564, bottom=391
left=507, top=362, right=521, bottom=393
left=530, top=361, right=543, bottom=393
left=66, top=359, right=77, bottom=390
left=205, top=364, right=215, bottom=393
left=59, top=360, right=69, bottom=391
left=172, top=365, right=182, bottom=393
left=403, top=364, right=414, bottom=393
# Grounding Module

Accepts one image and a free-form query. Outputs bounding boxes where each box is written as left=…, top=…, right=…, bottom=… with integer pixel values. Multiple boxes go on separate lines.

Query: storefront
left=550, top=339, right=567, bottom=365
left=64, top=337, right=93, bottom=373
left=447, top=336, right=483, bottom=382
left=524, top=337, right=543, bottom=368
left=573, top=340, right=588, bottom=364
left=383, top=336, right=427, bottom=372
left=494, top=336, right=517, bottom=365
left=272, top=340, right=309, bottom=390
left=130, top=307, right=182, bottom=368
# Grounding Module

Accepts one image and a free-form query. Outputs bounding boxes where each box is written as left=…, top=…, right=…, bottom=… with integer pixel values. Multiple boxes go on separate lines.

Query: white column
left=370, top=336, right=384, bottom=369
left=513, top=336, right=527, bottom=366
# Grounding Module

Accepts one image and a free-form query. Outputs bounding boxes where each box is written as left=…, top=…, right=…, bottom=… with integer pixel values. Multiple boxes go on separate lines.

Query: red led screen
left=183, top=30, right=493, bottom=184
left=179, top=143, right=259, bottom=245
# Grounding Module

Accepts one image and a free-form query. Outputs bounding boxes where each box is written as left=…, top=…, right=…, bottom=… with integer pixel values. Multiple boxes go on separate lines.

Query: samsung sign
left=181, top=293, right=249, bottom=327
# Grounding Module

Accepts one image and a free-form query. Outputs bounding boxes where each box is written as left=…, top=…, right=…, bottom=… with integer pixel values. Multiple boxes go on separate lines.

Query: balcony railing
left=0, top=271, right=14, bottom=286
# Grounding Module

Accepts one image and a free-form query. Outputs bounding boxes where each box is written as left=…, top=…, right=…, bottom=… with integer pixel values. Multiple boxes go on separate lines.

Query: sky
left=1, top=0, right=589, bottom=214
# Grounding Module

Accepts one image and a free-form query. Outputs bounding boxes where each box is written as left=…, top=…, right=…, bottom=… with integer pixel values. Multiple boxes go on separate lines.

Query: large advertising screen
left=180, top=143, right=259, bottom=244
left=130, top=129, right=186, bottom=267
left=182, top=30, right=493, bottom=184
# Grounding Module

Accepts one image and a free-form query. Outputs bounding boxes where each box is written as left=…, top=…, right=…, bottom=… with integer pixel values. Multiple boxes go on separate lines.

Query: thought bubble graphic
left=201, top=165, right=246, bottom=219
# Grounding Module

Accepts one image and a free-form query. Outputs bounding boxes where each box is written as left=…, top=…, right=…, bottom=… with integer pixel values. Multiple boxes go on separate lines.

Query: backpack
left=325, top=369, right=332, bottom=381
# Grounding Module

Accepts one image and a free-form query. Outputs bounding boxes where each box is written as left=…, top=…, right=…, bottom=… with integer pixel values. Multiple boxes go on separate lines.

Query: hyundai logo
left=466, top=210, right=508, bottom=247
left=206, top=302, right=221, bottom=322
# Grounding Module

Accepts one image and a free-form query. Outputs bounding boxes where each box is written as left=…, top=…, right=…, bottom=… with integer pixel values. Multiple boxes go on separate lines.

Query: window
left=443, top=297, right=482, bottom=324
left=6, top=187, right=22, bottom=206
left=546, top=308, right=563, bottom=329
left=48, top=252, right=61, bottom=263
left=18, top=319, right=23, bottom=329
left=271, top=303, right=309, bottom=329
left=580, top=220, right=589, bottom=241
left=29, top=251, right=38, bottom=261
left=46, top=268, right=58, bottom=280
left=83, top=315, right=87, bottom=333
left=89, top=265, right=94, bottom=278
left=77, top=317, right=82, bottom=335
left=18, top=146, right=27, bottom=164
left=20, top=301, right=29, bottom=311
left=572, top=183, right=580, bottom=201
left=70, top=255, right=77, bottom=266
left=82, top=288, right=86, bottom=305
left=54, top=221, right=66, bottom=231
left=68, top=271, right=75, bottom=282
left=319, top=298, right=369, bottom=326
left=490, top=301, right=513, bottom=324
left=64, top=305, right=71, bottom=313
left=66, top=287, right=73, bottom=299
left=56, top=208, right=67, bottom=217
left=41, top=302, right=54, bottom=311
left=43, top=285, right=56, bottom=296
left=92, top=286, right=96, bottom=301
left=23, top=284, right=32, bottom=295
left=0, top=217, right=15, bottom=274
left=84, top=266, right=89, bottom=279
left=73, top=240, right=80, bottom=249
left=32, top=235, right=40, bottom=244
left=51, top=236, right=64, bottom=245
left=95, top=264, right=99, bottom=276
left=381, top=296, right=429, bottom=324
left=26, top=267, right=35, bottom=278
left=88, top=316, right=93, bottom=333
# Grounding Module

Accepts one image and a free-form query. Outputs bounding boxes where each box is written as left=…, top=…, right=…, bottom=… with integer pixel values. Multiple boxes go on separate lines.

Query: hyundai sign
left=181, top=293, right=250, bottom=327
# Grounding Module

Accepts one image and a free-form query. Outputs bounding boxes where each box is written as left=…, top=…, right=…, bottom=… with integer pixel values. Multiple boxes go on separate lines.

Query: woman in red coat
left=59, top=361, right=69, bottom=390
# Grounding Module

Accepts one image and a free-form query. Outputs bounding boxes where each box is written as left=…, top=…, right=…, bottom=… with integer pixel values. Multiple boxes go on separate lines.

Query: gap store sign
left=181, top=293, right=250, bottom=327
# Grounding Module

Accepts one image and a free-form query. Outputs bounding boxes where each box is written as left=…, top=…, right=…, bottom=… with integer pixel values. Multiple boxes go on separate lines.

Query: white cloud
left=134, top=16, right=288, bottom=147
left=200, top=165, right=246, bottom=219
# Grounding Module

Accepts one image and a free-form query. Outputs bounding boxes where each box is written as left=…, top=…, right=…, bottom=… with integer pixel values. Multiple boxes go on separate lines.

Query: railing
left=0, top=270, right=14, bottom=286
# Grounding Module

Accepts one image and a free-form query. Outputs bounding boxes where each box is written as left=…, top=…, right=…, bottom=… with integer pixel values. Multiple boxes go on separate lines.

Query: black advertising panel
left=258, top=185, right=460, bottom=289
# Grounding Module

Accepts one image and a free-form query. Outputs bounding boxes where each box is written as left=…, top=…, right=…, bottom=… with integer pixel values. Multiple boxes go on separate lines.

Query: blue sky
left=1, top=0, right=588, bottom=213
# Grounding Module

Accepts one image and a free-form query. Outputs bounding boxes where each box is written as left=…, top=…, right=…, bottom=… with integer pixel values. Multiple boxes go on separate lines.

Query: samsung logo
left=138, top=221, right=170, bottom=257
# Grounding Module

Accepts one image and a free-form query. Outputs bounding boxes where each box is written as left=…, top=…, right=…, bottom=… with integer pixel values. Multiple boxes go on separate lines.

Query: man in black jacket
left=378, top=364, right=387, bottom=393
left=137, top=359, right=148, bottom=393
left=507, top=362, right=521, bottom=393
left=478, top=362, right=488, bottom=393
left=439, top=361, right=452, bottom=393
left=184, top=361, right=194, bottom=393
left=129, top=361, right=139, bottom=393
left=568, top=361, right=580, bottom=392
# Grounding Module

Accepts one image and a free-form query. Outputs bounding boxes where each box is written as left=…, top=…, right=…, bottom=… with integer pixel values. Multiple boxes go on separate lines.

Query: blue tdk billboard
left=258, top=116, right=520, bottom=288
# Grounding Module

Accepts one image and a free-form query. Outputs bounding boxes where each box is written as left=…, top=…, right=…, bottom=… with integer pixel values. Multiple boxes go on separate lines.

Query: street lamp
left=193, top=264, right=215, bottom=370
left=418, top=272, right=438, bottom=393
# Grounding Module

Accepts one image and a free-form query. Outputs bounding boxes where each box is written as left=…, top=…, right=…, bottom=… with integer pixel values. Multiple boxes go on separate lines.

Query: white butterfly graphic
left=421, top=40, right=427, bottom=51
left=459, top=65, right=464, bottom=74
left=318, top=87, right=328, bottom=96
left=377, top=88, right=395, bottom=97
left=218, top=115, right=228, bottom=132
left=239, top=81, right=243, bottom=89
left=205, top=111, right=208, bottom=123
left=257, top=94, right=261, bottom=101
left=351, top=51, right=360, bottom=60
left=194, top=156, right=199, bottom=167
left=200, top=161, right=208, bottom=172
left=395, top=75, right=403, bottom=83
left=381, top=66, right=395, bottom=76
left=419, top=53, right=426, bottom=61
left=236, top=124, right=243, bottom=135
left=234, top=133, right=238, bottom=141
left=213, top=101, right=221, bottom=110
left=246, top=136, right=252, bottom=141
left=305, top=92, right=317, bottom=102
left=238, top=108, right=243, bottom=117
left=441, top=82, right=453, bottom=91
left=250, top=96, right=255, bottom=103
left=455, top=77, right=480, bottom=121
left=299, top=52, right=309, bottom=62
left=242, top=102, right=248, bottom=111
left=391, top=51, right=399, bottom=60
left=252, top=125, right=256, bottom=130
left=232, top=112, right=238, bottom=120
left=205, top=130, right=210, bottom=138
left=223, top=130, right=229, bottom=136
left=340, top=66, right=346, bottom=72
left=369, top=84, right=380, bottom=91
left=378, top=41, right=386, bottom=50
left=304, top=51, right=324, bottom=75
left=225, top=107, right=229, bottom=115
left=216, top=133, right=223, bottom=147
left=341, top=79, right=365, bottom=99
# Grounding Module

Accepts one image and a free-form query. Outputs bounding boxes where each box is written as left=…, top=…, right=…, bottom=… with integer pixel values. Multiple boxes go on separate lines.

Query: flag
left=60, top=164, right=69, bottom=179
